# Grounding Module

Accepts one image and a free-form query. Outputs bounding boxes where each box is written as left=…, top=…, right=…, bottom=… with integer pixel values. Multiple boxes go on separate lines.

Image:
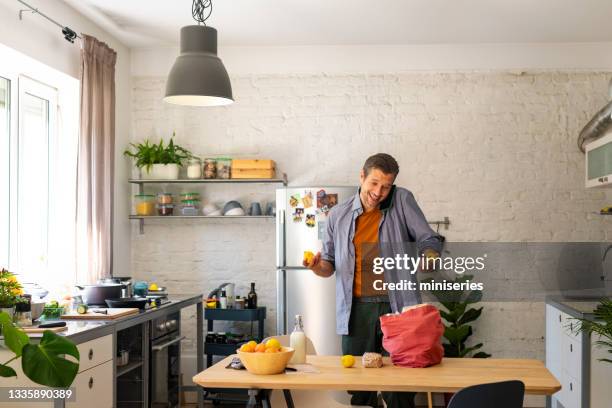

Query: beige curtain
left=76, top=35, right=117, bottom=284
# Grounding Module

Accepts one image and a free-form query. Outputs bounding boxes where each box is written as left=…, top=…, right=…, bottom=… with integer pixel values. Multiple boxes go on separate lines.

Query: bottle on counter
left=247, top=282, right=257, bottom=309
left=234, top=295, right=244, bottom=309
left=14, top=294, right=32, bottom=326
left=219, top=290, right=227, bottom=309
left=289, top=314, right=306, bottom=364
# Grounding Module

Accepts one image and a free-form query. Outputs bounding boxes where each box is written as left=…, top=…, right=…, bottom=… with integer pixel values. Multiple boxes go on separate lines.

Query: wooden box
left=231, top=159, right=276, bottom=179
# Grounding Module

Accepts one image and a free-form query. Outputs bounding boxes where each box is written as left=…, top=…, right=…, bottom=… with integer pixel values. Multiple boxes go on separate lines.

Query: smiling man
left=304, top=153, right=442, bottom=408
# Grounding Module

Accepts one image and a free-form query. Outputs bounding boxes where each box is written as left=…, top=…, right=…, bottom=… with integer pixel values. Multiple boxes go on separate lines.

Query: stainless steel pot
left=76, top=284, right=124, bottom=306
left=98, top=277, right=133, bottom=297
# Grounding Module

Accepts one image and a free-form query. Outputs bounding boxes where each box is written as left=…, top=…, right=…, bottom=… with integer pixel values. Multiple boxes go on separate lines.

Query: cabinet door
left=77, top=335, right=113, bottom=373
left=546, top=304, right=563, bottom=378
left=66, top=360, right=113, bottom=408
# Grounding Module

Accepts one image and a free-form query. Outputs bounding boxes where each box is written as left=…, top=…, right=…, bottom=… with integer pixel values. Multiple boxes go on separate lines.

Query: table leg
left=247, top=389, right=259, bottom=408
left=283, top=389, right=295, bottom=408
left=427, top=392, right=433, bottom=408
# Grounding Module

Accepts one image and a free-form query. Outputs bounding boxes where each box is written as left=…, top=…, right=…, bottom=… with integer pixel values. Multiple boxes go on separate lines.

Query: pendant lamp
left=164, top=0, right=233, bottom=106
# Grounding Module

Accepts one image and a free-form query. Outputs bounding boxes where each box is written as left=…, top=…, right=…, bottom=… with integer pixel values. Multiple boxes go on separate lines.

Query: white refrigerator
left=276, top=186, right=357, bottom=355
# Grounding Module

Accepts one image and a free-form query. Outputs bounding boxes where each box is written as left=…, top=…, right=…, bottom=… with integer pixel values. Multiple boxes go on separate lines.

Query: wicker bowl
left=237, top=347, right=295, bottom=375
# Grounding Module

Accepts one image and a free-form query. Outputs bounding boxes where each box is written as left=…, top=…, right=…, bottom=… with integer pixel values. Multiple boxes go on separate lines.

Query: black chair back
left=447, top=380, right=525, bottom=408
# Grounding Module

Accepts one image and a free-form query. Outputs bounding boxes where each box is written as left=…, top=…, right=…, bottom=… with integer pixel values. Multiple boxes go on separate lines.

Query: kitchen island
left=0, top=293, right=204, bottom=408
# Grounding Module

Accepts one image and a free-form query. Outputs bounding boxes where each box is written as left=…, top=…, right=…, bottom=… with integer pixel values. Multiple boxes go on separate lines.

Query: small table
left=193, top=355, right=561, bottom=408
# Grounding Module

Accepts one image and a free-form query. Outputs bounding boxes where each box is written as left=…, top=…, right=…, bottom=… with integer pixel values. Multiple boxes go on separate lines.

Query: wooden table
left=193, top=355, right=561, bottom=407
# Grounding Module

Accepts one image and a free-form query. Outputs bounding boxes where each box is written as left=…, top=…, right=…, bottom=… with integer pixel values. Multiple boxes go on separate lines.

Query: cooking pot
left=105, top=297, right=149, bottom=309
left=98, top=276, right=133, bottom=297
left=76, top=284, right=124, bottom=306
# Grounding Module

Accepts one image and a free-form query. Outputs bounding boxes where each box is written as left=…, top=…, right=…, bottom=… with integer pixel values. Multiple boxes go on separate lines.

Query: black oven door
left=151, top=334, right=185, bottom=408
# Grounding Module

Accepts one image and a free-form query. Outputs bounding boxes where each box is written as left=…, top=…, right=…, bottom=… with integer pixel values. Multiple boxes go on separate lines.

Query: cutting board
left=61, top=308, right=139, bottom=320
left=21, top=325, right=68, bottom=334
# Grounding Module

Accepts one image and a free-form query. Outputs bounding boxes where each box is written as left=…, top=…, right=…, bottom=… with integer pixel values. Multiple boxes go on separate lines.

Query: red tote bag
left=380, top=304, right=444, bottom=368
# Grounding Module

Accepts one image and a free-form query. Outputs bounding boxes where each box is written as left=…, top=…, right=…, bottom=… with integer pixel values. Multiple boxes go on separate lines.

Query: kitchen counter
left=25, top=293, right=203, bottom=344
left=545, top=295, right=606, bottom=320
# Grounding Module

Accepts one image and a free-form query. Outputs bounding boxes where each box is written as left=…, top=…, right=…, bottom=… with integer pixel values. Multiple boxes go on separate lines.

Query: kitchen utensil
left=30, top=300, right=45, bottom=321
left=21, top=324, right=68, bottom=334
left=99, top=277, right=133, bottom=297
left=266, top=202, right=275, bottom=216
left=105, top=297, right=149, bottom=309
left=38, top=321, right=67, bottom=328
left=249, top=202, right=262, bottom=216
left=203, top=203, right=222, bottom=216
left=117, top=350, right=129, bottom=367
left=21, top=282, right=49, bottom=299
left=61, top=308, right=139, bottom=320
left=76, top=284, right=125, bottom=306
left=133, top=281, right=148, bottom=296
left=223, top=201, right=245, bottom=216
left=237, top=347, right=295, bottom=375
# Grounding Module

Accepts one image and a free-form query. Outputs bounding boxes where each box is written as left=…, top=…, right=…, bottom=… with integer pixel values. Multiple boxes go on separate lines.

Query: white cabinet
left=546, top=302, right=612, bottom=408
left=66, top=360, right=113, bottom=408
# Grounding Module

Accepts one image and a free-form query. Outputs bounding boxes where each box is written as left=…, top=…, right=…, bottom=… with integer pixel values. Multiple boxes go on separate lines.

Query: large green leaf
left=459, top=343, right=483, bottom=357
left=0, top=364, right=16, bottom=377
left=21, top=331, right=80, bottom=387
left=473, top=351, right=492, bottom=358
left=458, top=307, right=483, bottom=326
left=444, top=325, right=471, bottom=345
left=464, top=290, right=483, bottom=304
left=0, top=312, right=28, bottom=356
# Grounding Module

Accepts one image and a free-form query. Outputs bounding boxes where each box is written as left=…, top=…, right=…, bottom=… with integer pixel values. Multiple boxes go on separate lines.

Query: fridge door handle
left=276, top=209, right=286, bottom=268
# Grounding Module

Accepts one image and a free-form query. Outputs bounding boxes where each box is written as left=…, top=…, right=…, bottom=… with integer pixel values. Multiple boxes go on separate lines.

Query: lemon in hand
left=341, top=355, right=355, bottom=368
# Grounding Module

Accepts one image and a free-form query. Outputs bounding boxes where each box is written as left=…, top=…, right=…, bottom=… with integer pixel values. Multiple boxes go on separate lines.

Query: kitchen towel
left=380, top=304, right=444, bottom=368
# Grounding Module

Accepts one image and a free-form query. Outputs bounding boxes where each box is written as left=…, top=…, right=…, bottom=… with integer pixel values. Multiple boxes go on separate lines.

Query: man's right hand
left=303, top=252, right=334, bottom=277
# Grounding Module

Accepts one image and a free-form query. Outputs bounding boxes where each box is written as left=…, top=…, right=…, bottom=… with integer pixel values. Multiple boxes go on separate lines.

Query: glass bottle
left=289, top=314, right=306, bottom=364
left=219, top=290, right=227, bottom=309
left=247, top=282, right=257, bottom=309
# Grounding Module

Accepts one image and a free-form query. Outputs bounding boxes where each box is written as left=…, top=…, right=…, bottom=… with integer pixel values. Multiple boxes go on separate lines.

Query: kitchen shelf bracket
left=428, top=216, right=451, bottom=232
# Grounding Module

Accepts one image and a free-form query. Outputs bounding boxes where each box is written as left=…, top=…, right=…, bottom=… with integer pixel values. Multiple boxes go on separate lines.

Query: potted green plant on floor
left=421, top=274, right=490, bottom=406
left=0, top=268, right=23, bottom=320
left=574, top=298, right=612, bottom=364
left=123, top=132, right=192, bottom=180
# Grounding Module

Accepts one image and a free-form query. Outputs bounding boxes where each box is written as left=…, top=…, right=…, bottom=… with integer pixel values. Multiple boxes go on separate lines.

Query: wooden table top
left=193, top=355, right=561, bottom=395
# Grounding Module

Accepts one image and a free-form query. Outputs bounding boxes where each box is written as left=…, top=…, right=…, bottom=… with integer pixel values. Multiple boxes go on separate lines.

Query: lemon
left=149, top=283, right=159, bottom=291
left=265, top=338, right=281, bottom=350
left=341, top=355, right=355, bottom=368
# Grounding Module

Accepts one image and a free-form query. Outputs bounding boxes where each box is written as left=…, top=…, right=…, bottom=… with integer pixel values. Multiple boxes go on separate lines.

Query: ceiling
left=63, top=0, right=612, bottom=48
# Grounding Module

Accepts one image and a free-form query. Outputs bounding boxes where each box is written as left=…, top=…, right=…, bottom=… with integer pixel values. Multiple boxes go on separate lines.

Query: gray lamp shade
left=164, top=25, right=233, bottom=107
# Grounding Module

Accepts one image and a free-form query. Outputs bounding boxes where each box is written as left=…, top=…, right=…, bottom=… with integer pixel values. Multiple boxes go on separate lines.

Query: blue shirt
left=321, top=186, right=443, bottom=335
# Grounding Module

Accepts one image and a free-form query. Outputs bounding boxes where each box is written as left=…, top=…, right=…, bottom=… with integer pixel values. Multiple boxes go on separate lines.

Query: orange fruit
left=255, top=343, right=266, bottom=353
left=240, top=343, right=255, bottom=353
left=265, top=347, right=279, bottom=353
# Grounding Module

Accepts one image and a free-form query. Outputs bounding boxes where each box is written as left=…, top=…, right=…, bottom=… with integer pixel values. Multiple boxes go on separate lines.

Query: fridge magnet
left=316, top=190, right=339, bottom=216
left=289, top=194, right=300, bottom=208
left=292, top=208, right=304, bottom=222
left=302, top=191, right=313, bottom=208
left=305, top=214, right=316, bottom=228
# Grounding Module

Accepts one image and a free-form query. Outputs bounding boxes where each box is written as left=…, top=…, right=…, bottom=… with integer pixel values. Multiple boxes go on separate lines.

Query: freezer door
left=286, top=269, right=342, bottom=356
left=279, top=186, right=356, bottom=267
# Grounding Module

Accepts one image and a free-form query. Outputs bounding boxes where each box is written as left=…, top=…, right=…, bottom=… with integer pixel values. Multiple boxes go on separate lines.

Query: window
left=1, top=44, right=79, bottom=296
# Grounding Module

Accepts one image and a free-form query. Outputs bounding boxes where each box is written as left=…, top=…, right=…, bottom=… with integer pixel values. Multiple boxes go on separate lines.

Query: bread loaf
left=362, top=352, right=383, bottom=368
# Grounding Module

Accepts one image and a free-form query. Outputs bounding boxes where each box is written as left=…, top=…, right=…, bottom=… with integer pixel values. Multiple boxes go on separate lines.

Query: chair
left=447, top=380, right=525, bottom=408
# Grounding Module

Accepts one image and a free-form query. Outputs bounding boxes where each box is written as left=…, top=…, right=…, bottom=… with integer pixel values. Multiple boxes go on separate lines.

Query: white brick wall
left=129, top=71, right=612, bottom=404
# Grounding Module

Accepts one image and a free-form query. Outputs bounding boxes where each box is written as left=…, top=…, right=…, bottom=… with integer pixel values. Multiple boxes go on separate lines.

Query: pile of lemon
left=240, top=338, right=282, bottom=353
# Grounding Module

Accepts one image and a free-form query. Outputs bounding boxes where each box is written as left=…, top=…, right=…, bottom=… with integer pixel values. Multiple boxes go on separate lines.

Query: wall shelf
left=129, top=174, right=285, bottom=234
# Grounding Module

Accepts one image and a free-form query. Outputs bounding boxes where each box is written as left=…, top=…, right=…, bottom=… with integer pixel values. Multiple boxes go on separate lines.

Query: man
left=304, top=153, right=442, bottom=408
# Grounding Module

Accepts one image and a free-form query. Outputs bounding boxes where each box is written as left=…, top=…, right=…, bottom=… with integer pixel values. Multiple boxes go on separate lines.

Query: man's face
left=359, top=168, right=395, bottom=211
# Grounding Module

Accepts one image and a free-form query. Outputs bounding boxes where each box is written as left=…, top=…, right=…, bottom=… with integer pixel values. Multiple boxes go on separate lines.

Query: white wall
left=0, top=0, right=132, bottom=277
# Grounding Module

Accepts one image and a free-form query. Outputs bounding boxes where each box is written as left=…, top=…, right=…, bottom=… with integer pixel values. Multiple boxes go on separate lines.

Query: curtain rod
left=17, top=0, right=81, bottom=43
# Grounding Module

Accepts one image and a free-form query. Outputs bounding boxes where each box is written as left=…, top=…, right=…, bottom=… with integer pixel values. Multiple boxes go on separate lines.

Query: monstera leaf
left=0, top=313, right=28, bottom=357
left=21, top=331, right=80, bottom=387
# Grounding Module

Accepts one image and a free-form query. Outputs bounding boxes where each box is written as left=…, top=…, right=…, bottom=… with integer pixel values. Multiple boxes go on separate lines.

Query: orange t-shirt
left=353, top=209, right=386, bottom=297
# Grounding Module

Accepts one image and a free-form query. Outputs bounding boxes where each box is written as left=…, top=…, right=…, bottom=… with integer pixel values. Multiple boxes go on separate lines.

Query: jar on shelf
left=203, top=158, right=217, bottom=179
left=156, top=193, right=173, bottom=205
left=134, top=194, right=155, bottom=216
left=186, top=157, right=202, bottom=179
left=180, top=199, right=200, bottom=216
left=157, top=203, right=174, bottom=216
left=216, top=157, right=232, bottom=179
left=179, top=192, right=200, bottom=201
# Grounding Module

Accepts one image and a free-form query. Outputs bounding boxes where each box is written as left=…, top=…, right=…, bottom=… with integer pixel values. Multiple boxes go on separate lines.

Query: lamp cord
left=192, top=0, right=213, bottom=25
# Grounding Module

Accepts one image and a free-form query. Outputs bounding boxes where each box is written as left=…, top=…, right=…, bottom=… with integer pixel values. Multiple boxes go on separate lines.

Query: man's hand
left=303, top=252, right=334, bottom=277
left=420, top=249, right=440, bottom=273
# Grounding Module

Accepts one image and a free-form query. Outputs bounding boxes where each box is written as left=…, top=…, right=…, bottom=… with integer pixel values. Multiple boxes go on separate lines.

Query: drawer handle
left=88, top=349, right=93, bottom=360
left=558, top=314, right=562, bottom=323
left=569, top=382, right=573, bottom=391
left=88, top=377, right=94, bottom=389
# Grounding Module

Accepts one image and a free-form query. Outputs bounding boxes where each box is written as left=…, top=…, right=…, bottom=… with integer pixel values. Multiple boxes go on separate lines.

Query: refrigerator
left=276, top=186, right=357, bottom=355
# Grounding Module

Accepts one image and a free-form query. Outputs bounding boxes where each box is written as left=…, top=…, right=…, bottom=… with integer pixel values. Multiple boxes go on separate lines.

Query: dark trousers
left=341, top=301, right=416, bottom=408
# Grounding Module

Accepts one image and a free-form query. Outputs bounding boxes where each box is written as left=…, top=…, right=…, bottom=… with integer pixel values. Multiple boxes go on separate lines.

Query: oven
left=150, top=312, right=185, bottom=408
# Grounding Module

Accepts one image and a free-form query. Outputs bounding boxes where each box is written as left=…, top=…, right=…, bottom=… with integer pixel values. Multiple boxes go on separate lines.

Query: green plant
left=0, top=268, right=23, bottom=308
left=422, top=274, right=491, bottom=358
left=574, top=299, right=612, bottom=364
left=0, top=312, right=80, bottom=387
left=123, top=133, right=192, bottom=171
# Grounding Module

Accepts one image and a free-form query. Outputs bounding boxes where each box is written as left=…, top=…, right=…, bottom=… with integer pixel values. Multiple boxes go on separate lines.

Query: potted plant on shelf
left=421, top=274, right=490, bottom=406
left=123, top=133, right=192, bottom=180
left=0, top=268, right=23, bottom=319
